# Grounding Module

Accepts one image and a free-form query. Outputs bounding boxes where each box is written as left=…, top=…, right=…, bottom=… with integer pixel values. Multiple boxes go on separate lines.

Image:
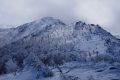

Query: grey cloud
left=0, top=0, right=77, bottom=25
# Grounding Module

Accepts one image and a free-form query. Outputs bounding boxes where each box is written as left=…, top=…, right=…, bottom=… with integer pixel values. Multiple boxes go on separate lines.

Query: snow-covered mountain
left=0, top=25, right=15, bottom=47
left=115, top=35, right=120, bottom=39
left=0, top=17, right=120, bottom=80
left=0, top=24, right=14, bottom=29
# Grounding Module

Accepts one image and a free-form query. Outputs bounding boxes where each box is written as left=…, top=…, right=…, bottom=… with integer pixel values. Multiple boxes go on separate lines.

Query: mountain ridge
left=0, top=17, right=120, bottom=79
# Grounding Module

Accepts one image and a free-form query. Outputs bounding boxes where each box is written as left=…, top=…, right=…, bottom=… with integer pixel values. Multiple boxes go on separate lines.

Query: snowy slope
left=115, top=35, right=120, bottom=39
left=0, top=62, right=120, bottom=80
left=0, top=17, right=120, bottom=80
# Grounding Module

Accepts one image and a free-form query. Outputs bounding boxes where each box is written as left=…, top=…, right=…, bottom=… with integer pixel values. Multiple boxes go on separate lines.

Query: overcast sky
left=0, top=0, right=120, bottom=35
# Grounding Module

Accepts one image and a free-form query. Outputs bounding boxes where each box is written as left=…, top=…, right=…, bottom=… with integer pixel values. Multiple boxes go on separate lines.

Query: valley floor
left=0, top=61, right=120, bottom=80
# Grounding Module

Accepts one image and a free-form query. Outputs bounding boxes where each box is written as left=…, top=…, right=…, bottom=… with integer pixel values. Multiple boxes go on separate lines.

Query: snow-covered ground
left=0, top=61, right=120, bottom=80
left=0, top=69, right=36, bottom=80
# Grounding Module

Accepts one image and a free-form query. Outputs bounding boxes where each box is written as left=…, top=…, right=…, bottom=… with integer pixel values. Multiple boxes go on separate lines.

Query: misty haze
left=0, top=0, right=120, bottom=80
